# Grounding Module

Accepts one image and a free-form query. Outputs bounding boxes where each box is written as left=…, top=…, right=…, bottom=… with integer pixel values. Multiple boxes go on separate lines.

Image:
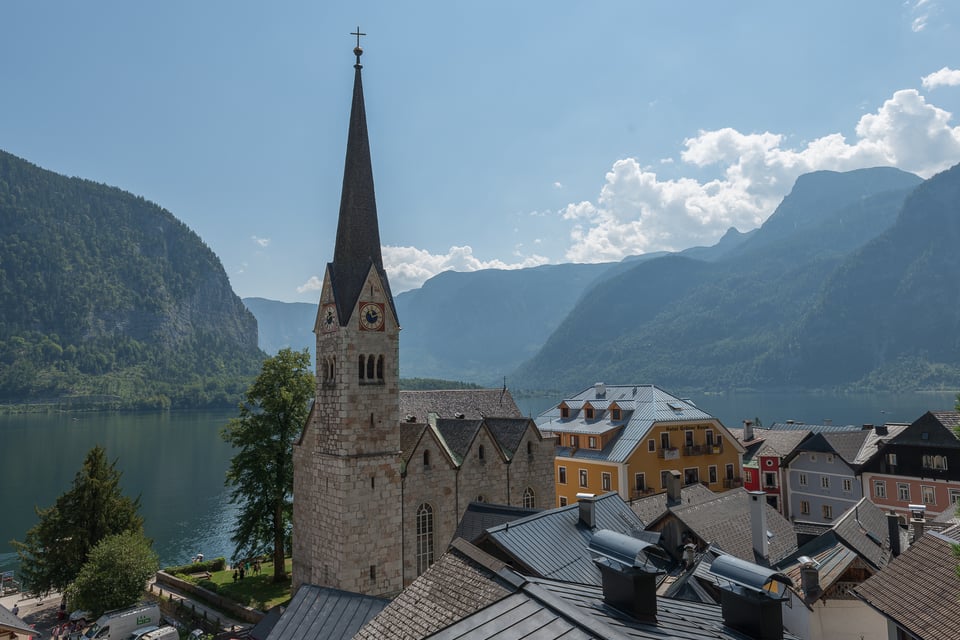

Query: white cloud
left=296, top=275, right=322, bottom=293
left=252, top=235, right=270, bottom=247
left=912, top=16, right=928, bottom=32
left=382, top=245, right=549, bottom=293
left=561, top=88, right=960, bottom=263
left=922, top=67, right=960, bottom=89
left=553, top=181, right=563, bottom=189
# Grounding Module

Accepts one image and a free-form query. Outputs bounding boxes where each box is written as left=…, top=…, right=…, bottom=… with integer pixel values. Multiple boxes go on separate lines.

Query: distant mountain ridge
left=0, top=149, right=264, bottom=408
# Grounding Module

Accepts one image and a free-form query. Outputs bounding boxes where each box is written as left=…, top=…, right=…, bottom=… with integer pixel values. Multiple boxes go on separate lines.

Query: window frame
left=416, top=503, right=435, bottom=576
left=579, top=469, right=588, bottom=488
left=601, top=472, right=612, bottom=492
left=558, top=466, right=567, bottom=484
left=873, top=480, right=887, bottom=499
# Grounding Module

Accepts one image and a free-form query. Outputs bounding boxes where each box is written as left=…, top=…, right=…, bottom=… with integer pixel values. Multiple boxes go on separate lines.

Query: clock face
left=359, top=302, right=384, bottom=331
left=320, top=304, right=338, bottom=332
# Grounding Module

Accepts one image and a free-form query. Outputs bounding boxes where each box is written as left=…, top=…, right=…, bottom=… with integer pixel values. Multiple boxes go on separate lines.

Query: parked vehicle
left=82, top=604, right=161, bottom=640
left=127, top=626, right=158, bottom=640
left=138, top=628, right=178, bottom=640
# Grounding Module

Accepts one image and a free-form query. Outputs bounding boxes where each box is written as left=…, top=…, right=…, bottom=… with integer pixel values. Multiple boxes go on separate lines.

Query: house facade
left=535, top=384, right=743, bottom=506
left=782, top=431, right=868, bottom=525
left=859, top=411, right=960, bottom=520
left=733, top=424, right=812, bottom=516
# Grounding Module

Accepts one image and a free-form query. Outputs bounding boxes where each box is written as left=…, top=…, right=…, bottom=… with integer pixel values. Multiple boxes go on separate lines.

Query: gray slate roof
left=887, top=410, right=960, bottom=448
left=0, top=604, right=35, bottom=636
left=852, top=423, right=910, bottom=466
left=453, top=501, right=541, bottom=544
left=358, top=539, right=799, bottom=640
left=536, top=384, right=738, bottom=464
left=628, top=483, right=717, bottom=525
left=766, top=422, right=864, bottom=434
left=662, top=488, right=798, bottom=565
left=266, top=584, right=388, bottom=640
left=478, top=492, right=649, bottom=586
left=854, top=526, right=960, bottom=640
left=399, top=389, right=522, bottom=423
left=731, top=428, right=812, bottom=463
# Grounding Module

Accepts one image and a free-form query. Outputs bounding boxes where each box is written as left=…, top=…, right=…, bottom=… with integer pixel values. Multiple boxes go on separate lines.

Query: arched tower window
left=478, top=445, right=485, bottom=462
left=328, top=356, right=335, bottom=382
left=376, top=355, right=384, bottom=380
left=358, top=354, right=365, bottom=380
left=366, top=354, right=375, bottom=380
left=423, top=450, right=431, bottom=469
left=527, top=441, right=533, bottom=457
left=416, top=503, right=435, bottom=576
left=523, top=487, right=536, bottom=508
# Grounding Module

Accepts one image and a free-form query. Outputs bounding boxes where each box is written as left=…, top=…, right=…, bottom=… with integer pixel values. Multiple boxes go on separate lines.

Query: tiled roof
left=536, top=384, right=737, bottom=464
left=453, top=501, right=541, bottom=545
left=852, top=423, right=910, bottom=466
left=888, top=411, right=960, bottom=448
left=766, top=422, right=863, bottom=433
left=829, top=498, right=897, bottom=570
left=628, top=483, right=717, bottom=525
left=363, top=539, right=799, bottom=640
left=820, top=430, right=871, bottom=464
left=665, top=488, right=798, bottom=565
left=730, top=428, right=812, bottom=459
left=854, top=527, right=960, bottom=640
left=478, top=493, right=649, bottom=586
left=0, top=604, right=34, bottom=636
left=483, top=418, right=530, bottom=459
left=399, top=389, right=522, bottom=423
left=399, top=422, right=427, bottom=461
left=777, top=533, right=859, bottom=603
left=354, top=541, right=513, bottom=640
left=435, top=419, right=483, bottom=463
left=265, top=584, right=388, bottom=640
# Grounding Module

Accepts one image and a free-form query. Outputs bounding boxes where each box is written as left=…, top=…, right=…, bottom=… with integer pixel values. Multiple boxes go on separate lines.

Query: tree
left=12, top=446, right=143, bottom=594
left=66, top=531, right=158, bottom=615
left=222, top=348, right=313, bottom=582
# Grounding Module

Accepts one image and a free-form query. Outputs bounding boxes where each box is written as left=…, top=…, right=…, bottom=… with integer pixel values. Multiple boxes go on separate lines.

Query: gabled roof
left=731, top=427, right=812, bottom=461
left=887, top=410, right=960, bottom=448
left=852, top=423, right=910, bottom=466
left=781, top=430, right=869, bottom=467
left=775, top=533, right=859, bottom=605
left=628, top=483, right=717, bottom=525
left=483, top=418, right=532, bottom=459
left=453, top=501, right=542, bottom=545
left=435, top=419, right=484, bottom=464
left=265, top=584, right=388, bottom=640
left=0, top=604, right=34, bottom=637
left=399, top=389, right=522, bottom=423
left=357, top=539, right=800, bottom=640
left=829, top=498, right=899, bottom=570
left=654, top=488, right=798, bottom=565
left=536, top=384, right=741, bottom=464
left=766, top=421, right=863, bottom=434
left=854, top=526, right=960, bottom=640
left=477, top=493, right=649, bottom=586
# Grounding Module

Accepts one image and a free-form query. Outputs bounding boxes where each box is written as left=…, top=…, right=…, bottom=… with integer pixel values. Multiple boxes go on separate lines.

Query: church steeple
left=329, top=31, right=396, bottom=326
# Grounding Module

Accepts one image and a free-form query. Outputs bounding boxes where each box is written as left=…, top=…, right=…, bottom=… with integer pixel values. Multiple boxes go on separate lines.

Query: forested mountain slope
left=0, top=150, right=264, bottom=408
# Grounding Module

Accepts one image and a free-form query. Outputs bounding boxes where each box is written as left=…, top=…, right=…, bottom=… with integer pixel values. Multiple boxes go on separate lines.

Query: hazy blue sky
left=3, top=2, right=960, bottom=300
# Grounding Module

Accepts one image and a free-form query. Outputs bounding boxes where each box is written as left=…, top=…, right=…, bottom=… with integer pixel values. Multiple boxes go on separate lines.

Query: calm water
left=0, top=410, right=238, bottom=577
left=2, top=391, right=956, bottom=578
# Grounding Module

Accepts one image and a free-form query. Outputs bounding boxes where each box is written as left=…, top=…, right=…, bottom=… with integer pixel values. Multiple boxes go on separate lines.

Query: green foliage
left=11, top=446, right=144, bottom=594
left=65, top=530, right=158, bottom=616
left=163, top=557, right=226, bottom=575
left=222, top=348, right=313, bottom=583
left=197, top=579, right=219, bottom=593
left=400, top=377, right=483, bottom=390
left=208, top=558, right=292, bottom=610
left=0, top=150, right=265, bottom=409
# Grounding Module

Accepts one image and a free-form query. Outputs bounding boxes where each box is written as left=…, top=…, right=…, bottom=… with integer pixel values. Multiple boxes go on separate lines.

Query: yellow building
left=535, top=383, right=744, bottom=506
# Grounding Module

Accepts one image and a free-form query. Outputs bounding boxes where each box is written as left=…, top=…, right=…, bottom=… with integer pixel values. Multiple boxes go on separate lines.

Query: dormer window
left=611, top=407, right=621, bottom=421
left=585, top=407, right=594, bottom=420
left=560, top=407, right=570, bottom=419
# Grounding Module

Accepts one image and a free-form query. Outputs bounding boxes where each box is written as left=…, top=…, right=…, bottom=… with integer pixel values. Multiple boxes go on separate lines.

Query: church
left=291, top=39, right=556, bottom=597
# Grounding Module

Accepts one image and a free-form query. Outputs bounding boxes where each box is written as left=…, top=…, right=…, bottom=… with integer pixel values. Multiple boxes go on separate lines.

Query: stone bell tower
left=292, top=32, right=402, bottom=597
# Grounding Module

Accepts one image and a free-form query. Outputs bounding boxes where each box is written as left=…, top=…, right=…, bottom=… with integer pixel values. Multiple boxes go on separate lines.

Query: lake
left=2, top=390, right=956, bottom=579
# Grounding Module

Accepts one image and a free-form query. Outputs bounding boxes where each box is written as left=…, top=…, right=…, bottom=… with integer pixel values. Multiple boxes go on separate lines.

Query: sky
left=2, top=2, right=960, bottom=301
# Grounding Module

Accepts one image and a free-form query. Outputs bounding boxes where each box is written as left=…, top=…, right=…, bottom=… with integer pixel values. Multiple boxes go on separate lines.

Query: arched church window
left=376, top=355, right=384, bottom=380
left=366, top=354, right=375, bottom=380
left=527, top=441, right=533, bottom=458
left=358, top=355, right=365, bottom=380
left=416, top=503, right=435, bottom=576
left=328, top=356, right=335, bottom=382
left=478, top=445, right=485, bottom=462
left=523, top=487, right=536, bottom=508
left=423, top=450, right=430, bottom=469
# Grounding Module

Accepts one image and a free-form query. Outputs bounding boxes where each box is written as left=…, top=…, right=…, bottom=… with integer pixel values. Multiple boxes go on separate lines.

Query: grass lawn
left=209, top=558, right=292, bottom=610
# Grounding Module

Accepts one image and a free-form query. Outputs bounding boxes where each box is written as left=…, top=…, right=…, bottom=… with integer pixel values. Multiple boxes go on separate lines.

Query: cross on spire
left=351, top=27, right=366, bottom=67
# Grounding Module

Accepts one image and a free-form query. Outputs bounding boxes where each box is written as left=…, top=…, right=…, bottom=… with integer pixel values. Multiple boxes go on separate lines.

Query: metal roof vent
left=709, top=554, right=792, bottom=640
left=454, top=412, right=465, bottom=419
left=798, top=555, right=822, bottom=600
left=589, top=529, right=665, bottom=621
left=595, top=382, right=606, bottom=397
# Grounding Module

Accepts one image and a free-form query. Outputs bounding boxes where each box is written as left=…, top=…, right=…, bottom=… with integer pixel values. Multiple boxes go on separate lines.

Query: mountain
left=511, top=167, right=926, bottom=393
left=394, top=262, right=615, bottom=383
left=772, top=163, right=960, bottom=389
left=0, top=150, right=264, bottom=409
left=243, top=297, right=317, bottom=358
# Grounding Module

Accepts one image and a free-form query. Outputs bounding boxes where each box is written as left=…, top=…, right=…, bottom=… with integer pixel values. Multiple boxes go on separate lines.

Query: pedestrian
left=253, top=560, right=260, bottom=576
left=53, top=623, right=61, bottom=640
left=11, top=603, right=18, bottom=617
left=239, top=565, right=245, bottom=580
left=232, top=569, right=238, bottom=583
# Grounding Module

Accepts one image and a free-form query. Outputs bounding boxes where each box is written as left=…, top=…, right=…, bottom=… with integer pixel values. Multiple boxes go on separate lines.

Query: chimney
left=909, top=504, right=926, bottom=543
left=874, top=424, right=888, bottom=436
left=749, top=491, right=769, bottom=564
left=710, top=555, right=791, bottom=640
left=887, top=511, right=901, bottom=557
left=666, top=470, right=682, bottom=504
left=743, top=419, right=754, bottom=442
left=589, top=530, right=663, bottom=621
left=577, top=493, right=597, bottom=528
left=798, top=556, right=821, bottom=600
left=595, top=382, right=606, bottom=397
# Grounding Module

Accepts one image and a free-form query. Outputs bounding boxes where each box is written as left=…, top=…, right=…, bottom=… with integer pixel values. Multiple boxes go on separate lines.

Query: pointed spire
left=329, top=30, right=396, bottom=325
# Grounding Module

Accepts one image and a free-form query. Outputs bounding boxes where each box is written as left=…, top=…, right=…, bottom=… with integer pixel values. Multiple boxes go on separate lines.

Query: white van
left=138, top=628, right=178, bottom=640
left=82, top=604, right=162, bottom=640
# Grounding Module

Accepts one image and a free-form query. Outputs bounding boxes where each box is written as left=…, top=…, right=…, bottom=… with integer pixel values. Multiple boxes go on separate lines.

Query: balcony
left=683, top=444, right=705, bottom=456
left=723, top=477, right=743, bottom=489
left=657, top=447, right=680, bottom=460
